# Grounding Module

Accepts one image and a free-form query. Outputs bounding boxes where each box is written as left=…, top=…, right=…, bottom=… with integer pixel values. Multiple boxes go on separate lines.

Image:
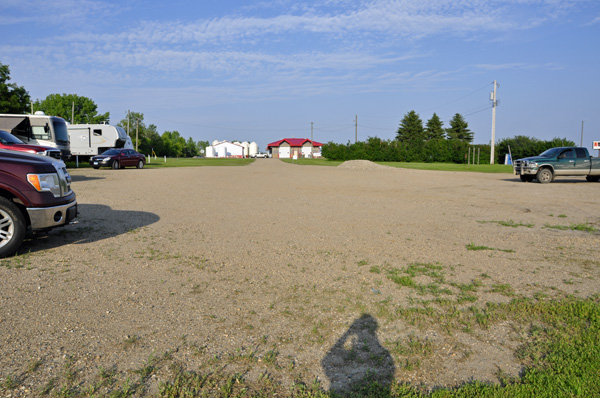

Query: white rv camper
left=68, top=124, right=134, bottom=158
left=0, top=112, right=71, bottom=159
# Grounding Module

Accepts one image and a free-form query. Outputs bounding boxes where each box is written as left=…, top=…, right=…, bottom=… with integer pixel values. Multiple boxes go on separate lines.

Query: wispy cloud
left=0, top=0, right=588, bottom=104
left=474, top=62, right=564, bottom=71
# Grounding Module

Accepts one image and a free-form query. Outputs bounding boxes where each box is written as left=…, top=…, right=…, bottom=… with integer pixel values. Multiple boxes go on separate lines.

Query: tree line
left=323, top=110, right=574, bottom=164
left=323, top=111, right=484, bottom=163
left=0, top=61, right=207, bottom=157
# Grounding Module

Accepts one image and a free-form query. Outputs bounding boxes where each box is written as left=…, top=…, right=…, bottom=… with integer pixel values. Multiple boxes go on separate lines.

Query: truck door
left=573, top=148, right=591, bottom=175
left=554, top=149, right=575, bottom=175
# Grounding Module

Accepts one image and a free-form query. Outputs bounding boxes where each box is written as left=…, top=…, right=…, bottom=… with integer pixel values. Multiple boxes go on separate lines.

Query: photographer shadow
left=322, top=314, right=395, bottom=396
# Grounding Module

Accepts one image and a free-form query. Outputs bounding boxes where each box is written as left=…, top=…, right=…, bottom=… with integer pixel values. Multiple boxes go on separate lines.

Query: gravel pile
left=337, top=159, right=394, bottom=170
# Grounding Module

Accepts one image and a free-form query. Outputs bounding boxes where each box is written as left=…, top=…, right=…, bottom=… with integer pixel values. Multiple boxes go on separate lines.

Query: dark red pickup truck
left=0, top=149, right=77, bottom=257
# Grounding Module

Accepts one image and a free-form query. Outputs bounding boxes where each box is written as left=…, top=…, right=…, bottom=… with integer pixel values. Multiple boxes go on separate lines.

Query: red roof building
left=266, top=138, right=323, bottom=159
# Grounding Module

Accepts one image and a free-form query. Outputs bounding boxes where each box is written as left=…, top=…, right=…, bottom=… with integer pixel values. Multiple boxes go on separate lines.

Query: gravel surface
left=1, top=159, right=599, bottom=396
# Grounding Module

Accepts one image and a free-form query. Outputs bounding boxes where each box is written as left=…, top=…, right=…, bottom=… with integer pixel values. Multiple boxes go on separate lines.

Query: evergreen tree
left=0, top=61, right=30, bottom=114
left=446, top=113, right=473, bottom=143
left=425, top=113, right=445, bottom=140
left=395, top=110, right=425, bottom=144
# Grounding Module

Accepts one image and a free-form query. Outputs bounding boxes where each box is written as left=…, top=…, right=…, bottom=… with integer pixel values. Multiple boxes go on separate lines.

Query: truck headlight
left=27, top=173, right=61, bottom=197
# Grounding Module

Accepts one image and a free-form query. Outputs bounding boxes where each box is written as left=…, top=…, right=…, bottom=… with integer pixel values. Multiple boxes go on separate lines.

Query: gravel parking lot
left=1, top=159, right=599, bottom=396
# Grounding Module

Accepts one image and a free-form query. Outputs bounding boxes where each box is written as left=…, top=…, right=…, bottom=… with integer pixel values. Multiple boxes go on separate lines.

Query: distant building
left=266, top=138, right=323, bottom=159
left=205, top=140, right=245, bottom=158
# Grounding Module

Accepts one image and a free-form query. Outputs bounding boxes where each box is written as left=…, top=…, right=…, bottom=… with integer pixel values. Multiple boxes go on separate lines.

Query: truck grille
left=52, top=162, right=72, bottom=197
left=47, top=150, right=62, bottom=159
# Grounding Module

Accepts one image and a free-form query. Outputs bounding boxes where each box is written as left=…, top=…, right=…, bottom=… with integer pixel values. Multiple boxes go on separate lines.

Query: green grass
left=6, top=296, right=599, bottom=397
left=281, top=158, right=513, bottom=173
left=377, top=162, right=513, bottom=174
left=544, top=223, right=598, bottom=233
left=466, top=243, right=514, bottom=253
left=154, top=297, right=600, bottom=397
left=478, top=220, right=535, bottom=228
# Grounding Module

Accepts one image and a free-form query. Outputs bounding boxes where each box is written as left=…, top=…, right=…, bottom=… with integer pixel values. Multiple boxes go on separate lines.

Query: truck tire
left=112, top=160, right=120, bottom=170
left=0, top=197, right=27, bottom=258
left=586, top=175, right=600, bottom=182
left=536, top=168, right=553, bottom=184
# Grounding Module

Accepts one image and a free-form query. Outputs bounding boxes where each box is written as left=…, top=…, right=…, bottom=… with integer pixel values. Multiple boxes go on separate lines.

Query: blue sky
left=2, top=0, right=599, bottom=154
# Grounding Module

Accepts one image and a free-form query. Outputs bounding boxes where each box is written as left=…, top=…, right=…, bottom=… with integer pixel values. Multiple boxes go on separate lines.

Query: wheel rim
left=0, top=209, right=15, bottom=249
left=540, top=170, right=551, bottom=182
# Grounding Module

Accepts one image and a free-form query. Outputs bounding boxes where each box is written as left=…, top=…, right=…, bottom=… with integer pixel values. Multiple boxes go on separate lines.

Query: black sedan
left=90, top=149, right=146, bottom=169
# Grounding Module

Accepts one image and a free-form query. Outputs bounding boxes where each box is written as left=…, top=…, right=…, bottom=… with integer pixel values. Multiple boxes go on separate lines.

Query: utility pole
left=136, top=119, right=139, bottom=152
left=490, top=80, right=499, bottom=164
left=71, top=101, right=75, bottom=124
left=580, top=121, right=584, bottom=147
left=355, top=115, right=358, bottom=143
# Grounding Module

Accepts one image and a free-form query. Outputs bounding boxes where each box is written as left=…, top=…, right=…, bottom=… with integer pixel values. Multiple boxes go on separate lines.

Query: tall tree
left=0, top=61, right=30, bottom=114
left=118, top=112, right=150, bottom=153
left=161, top=131, right=186, bottom=157
left=34, top=93, right=109, bottom=124
left=395, top=110, right=425, bottom=144
left=425, top=113, right=445, bottom=140
left=445, top=113, right=473, bottom=143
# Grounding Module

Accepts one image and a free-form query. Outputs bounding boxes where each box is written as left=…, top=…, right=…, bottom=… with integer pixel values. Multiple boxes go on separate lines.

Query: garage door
left=279, top=147, right=290, bottom=158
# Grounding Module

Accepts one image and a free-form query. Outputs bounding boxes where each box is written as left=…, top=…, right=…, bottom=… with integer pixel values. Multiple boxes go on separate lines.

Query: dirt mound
left=337, top=159, right=394, bottom=170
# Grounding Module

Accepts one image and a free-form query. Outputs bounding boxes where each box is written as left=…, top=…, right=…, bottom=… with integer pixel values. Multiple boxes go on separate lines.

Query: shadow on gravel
left=20, top=203, right=160, bottom=254
left=503, top=177, right=598, bottom=184
left=70, top=174, right=106, bottom=182
left=322, top=314, right=395, bottom=395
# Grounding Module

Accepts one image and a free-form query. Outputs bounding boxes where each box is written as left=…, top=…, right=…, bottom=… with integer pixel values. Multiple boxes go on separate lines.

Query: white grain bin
left=217, top=145, right=227, bottom=158
left=205, top=146, right=216, bottom=158
left=241, top=142, right=249, bottom=157
left=249, top=142, right=258, bottom=157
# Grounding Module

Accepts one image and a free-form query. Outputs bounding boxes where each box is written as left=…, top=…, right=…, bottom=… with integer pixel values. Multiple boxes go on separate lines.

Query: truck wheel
left=112, top=160, right=120, bottom=170
left=586, top=176, right=600, bottom=182
left=0, top=197, right=26, bottom=258
left=136, top=160, right=144, bottom=169
left=520, top=175, right=534, bottom=182
left=536, top=168, right=553, bottom=184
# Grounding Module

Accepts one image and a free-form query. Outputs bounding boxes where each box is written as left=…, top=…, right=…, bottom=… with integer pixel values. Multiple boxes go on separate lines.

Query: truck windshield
left=538, top=148, right=562, bottom=158
left=52, top=119, right=69, bottom=145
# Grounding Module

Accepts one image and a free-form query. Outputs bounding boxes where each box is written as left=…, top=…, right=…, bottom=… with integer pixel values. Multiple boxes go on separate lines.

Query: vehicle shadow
left=322, top=314, right=395, bottom=395
left=70, top=174, right=105, bottom=182
left=502, top=177, right=597, bottom=184
left=19, top=203, right=160, bottom=254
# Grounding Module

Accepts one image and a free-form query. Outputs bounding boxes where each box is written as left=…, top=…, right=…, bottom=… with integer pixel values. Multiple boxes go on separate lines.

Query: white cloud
left=474, top=62, right=563, bottom=71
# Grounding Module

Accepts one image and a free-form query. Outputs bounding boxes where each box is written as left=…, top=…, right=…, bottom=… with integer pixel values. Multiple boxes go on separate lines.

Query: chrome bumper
left=27, top=201, right=78, bottom=230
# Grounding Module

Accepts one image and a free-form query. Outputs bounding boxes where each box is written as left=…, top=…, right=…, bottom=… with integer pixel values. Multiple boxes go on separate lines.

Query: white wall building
left=205, top=140, right=245, bottom=158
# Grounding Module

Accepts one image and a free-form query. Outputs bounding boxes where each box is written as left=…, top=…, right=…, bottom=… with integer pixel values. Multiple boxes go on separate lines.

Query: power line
left=421, top=82, right=493, bottom=113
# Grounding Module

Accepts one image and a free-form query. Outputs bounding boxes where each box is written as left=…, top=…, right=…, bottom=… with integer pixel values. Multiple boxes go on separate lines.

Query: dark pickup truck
left=513, top=146, right=600, bottom=183
left=0, top=149, right=77, bottom=257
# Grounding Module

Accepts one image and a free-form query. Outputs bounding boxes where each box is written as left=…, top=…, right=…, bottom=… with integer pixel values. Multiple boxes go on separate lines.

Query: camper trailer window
left=32, top=125, right=51, bottom=140
left=93, top=129, right=102, bottom=135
